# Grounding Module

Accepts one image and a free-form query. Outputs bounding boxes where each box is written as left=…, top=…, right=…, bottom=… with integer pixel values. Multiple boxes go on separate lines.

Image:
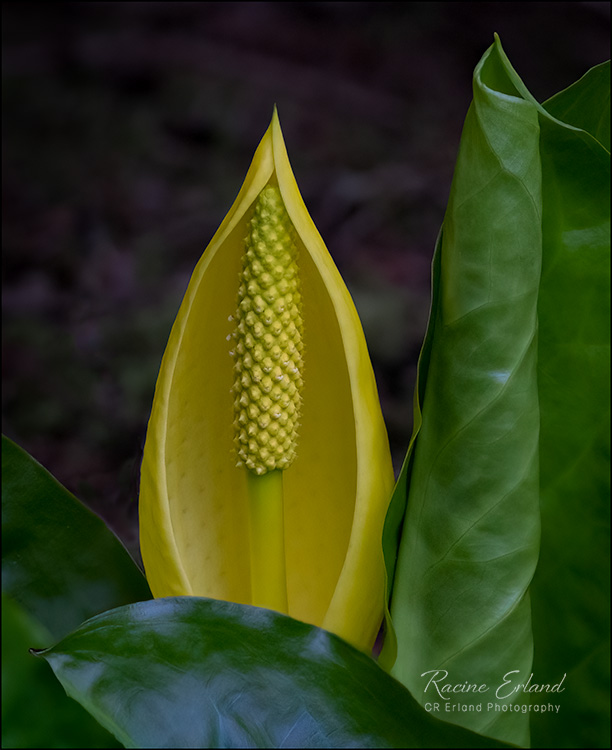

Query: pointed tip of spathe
left=259, top=105, right=284, bottom=163
left=269, top=105, right=286, bottom=148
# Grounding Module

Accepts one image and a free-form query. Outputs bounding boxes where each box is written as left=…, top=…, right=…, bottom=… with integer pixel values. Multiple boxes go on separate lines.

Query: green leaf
left=523, top=57, right=610, bottom=750
left=2, top=592, right=120, bottom=749
left=383, top=36, right=610, bottom=749
left=456, top=40, right=611, bottom=749
left=36, top=597, right=511, bottom=749
left=543, top=60, right=610, bottom=151
left=384, top=37, right=543, bottom=748
left=1, top=435, right=151, bottom=640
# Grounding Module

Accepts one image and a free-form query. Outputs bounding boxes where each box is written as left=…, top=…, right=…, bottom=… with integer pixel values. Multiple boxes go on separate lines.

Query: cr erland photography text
left=421, top=669, right=566, bottom=715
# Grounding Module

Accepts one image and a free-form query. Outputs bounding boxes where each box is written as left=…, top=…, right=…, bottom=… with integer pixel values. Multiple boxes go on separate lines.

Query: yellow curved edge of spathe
left=271, top=110, right=395, bottom=649
left=139, top=121, right=275, bottom=599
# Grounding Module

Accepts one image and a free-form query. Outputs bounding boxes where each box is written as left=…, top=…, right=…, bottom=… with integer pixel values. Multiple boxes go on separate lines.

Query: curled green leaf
left=385, top=36, right=543, bottom=747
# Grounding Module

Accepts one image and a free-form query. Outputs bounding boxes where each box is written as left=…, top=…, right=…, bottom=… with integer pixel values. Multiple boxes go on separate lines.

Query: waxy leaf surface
left=386, top=37, right=543, bottom=747
left=1, top=435, right=151, bottom=640
left=383, top=38, right=610, bottom=749
left=38, top=597, right=511, bottom=749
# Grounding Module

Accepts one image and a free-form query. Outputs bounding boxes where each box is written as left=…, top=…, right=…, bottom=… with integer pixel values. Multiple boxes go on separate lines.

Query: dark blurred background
left=2, top=1, right=610, bottom=556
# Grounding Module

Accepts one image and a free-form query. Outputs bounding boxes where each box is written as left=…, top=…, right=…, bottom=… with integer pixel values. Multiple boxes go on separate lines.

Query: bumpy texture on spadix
left=231, top=185, right=304, bottom=474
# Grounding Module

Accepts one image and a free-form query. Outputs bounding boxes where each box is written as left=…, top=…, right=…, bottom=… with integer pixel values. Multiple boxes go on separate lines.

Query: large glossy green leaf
left=385, top=37, right=543, bottom=747
left=2, top=593, right=119, bottom=749
left=1, top=435, right=151, bottom=640
left=382, top=37, right=610, bottom=749
left=453, top=42, right=611, bottom=749
left=36, top=597, right=510, bottom=749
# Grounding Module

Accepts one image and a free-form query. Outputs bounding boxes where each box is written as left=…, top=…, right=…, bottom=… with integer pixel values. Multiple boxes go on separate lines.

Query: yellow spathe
left=139, top=109, right=394, bottom=651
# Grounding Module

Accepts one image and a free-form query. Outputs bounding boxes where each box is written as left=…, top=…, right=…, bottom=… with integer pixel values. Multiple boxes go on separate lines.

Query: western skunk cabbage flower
left=139, top=108, right=394, bottom=651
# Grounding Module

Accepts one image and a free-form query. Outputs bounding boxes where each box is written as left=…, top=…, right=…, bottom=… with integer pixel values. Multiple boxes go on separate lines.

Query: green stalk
left=247, top=469, right=288, bottom=613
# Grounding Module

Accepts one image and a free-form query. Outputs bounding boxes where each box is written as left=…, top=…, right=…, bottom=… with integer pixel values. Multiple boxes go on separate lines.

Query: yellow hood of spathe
left=139, top=109, right=394, bottom=651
